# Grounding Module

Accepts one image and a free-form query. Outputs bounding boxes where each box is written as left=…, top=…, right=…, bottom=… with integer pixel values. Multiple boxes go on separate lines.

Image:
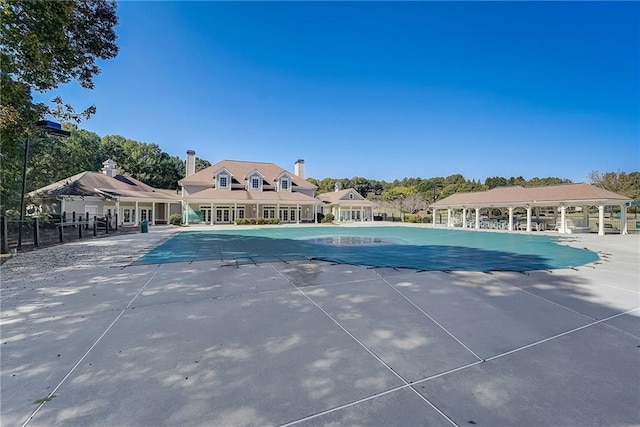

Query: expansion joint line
left=490, top=277, right=640, bottom=340
left=377, top=273, right=484, bottom=362
left=21, top=265, right=164, bottom=427
left=485, top=307, right=640, bottom=362
left=270, top=264, right=458, bottom=427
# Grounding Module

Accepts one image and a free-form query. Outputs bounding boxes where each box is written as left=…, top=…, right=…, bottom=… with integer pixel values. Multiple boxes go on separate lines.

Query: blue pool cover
left=133, top=226, right=599, bottom=271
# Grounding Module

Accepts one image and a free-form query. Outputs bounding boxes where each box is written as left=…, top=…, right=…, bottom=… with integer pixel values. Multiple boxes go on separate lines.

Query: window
left=281, top=178, right=289, bottom=191
left=251, top=177, right=260, bottom=190
left=219, top=174, right=228, bottom=189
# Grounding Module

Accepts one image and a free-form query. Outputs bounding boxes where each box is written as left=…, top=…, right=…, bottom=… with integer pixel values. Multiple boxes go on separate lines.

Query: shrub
left=322, top=213, right=335, bottom=223
left=169, top=214, right=182, bottom=226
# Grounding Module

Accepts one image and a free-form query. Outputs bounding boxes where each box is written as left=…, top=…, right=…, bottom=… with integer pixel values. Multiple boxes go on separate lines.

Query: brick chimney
left=294, top=159, right=305, bottom=179
left=186, top=150, right=196, bottom=177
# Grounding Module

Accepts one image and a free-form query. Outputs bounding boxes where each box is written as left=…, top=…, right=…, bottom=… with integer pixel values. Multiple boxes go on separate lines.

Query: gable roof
left=179, top=160, right=315, bottom=190
left=431, top=183, right=631, bottom=208
left=317, top=188, right=376, bottom=205
left=28, top=171, right=179, bottom=201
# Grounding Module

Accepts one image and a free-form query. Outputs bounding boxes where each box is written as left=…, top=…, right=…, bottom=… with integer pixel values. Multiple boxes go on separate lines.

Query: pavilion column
left=165, top=203, right=169, bottom=225
left=256, top=203, right=260, bottom=219
left=508, top=207, right=514, bottom=231
left=360, top=206, right=364, bottom=222
left=296, top=204, right=300, bottom=224
left=184, top=200, right=189, bottom=225
left=598, top=205, right=605, bottom=236
left=432, top=208, right=437, bottom=227
left=560, top=206, right=567, bottom=234
left=152, top=202, right=156, bottom=225
left=475, top=208, right=480, bottom=230
left=314, top=204, right=318, bottom=223
left=526, top=206, right=532, bottom=232
left=447, top=209, right=452, bottom=227
left=462, top=208, right=467, bottom=229
left=135, top=200, right=139, bottom=225
left=338, top=207, right=342, bottom=222
left=276, top=203, right=280, bottom=221
left=620, top=203, right=628, bottom=235
left=210, top=202, right=214, bottom=225
left=116, top=199, right=120, bottom=225
left=234, top=202, right=238, bottom=224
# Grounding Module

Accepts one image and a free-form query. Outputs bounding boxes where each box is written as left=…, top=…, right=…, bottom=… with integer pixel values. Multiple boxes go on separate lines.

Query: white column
left=234, top=202, right=238, bottom=224
left=598, top=205, right=605, bottom=236
left=152, top=202, right=156, bottom=225
left=360, top=206, right=364, bottom=222
left=475, top=208, right=480, bottom=230
left=277, top=203, right=280, bottom=221
left=526, top=206, right=532, bottom=232
left=135, top=200, right=139, bottom=225
left=432, top=208, right=437, bottom=227
left=338, top=207, right=342, bottom=222
left=210, top=202, right=214, bottom=225
left=508, top=207, right=514, bottom=231
left=447, top=209, right=452, bottom=227
left=165, top=203, right=169, bottom=224
left=116, top=199, right=120, bottom=225
left=256, top=203, right=260, bottom=219
left=296, top=204, right=300, bottom=224
left=314, top=204, right=318, bottom=223
left=620, top=204, right=628, bottom=235
left=184, top=200, right=189, bottom=225
left=560, top=206, right=567, bottom=234
left=462, top=208, right=467, bottom=228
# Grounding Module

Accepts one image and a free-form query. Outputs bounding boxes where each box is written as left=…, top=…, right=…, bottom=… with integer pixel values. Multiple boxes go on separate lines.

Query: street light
left=17, top=120, right=71, bottom=248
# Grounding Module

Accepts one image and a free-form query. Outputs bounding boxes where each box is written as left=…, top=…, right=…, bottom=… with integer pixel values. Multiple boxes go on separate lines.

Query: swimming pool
left=134, top=226, right=599, bottom=271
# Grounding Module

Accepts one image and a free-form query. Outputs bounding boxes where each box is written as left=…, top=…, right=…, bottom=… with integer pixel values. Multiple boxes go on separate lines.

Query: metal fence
left=0, top=214, right=137, bottom=254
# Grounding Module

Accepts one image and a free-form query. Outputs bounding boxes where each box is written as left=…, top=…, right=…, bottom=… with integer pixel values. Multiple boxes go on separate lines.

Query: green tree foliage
left=589, top=171, right=640, bottom=200
left=1, top=0, right=118, bottom=128
left=1, top=0, right=119, bottom=213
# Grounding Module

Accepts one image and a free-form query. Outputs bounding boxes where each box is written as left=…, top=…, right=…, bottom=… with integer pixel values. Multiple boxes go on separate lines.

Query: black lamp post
left=17, top=120, right=71, bottom=248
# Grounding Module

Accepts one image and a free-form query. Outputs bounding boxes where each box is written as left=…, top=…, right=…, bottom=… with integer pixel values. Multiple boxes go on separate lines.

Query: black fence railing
left=0, top=214, right=132, bottom=254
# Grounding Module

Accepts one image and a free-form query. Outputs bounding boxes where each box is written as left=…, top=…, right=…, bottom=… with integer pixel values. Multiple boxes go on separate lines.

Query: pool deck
left=1, top=224, right=639, bottom=426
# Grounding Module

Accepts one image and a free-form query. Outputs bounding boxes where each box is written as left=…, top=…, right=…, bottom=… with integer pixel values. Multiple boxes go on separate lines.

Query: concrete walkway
left=1, top=226, right=638, bottom=426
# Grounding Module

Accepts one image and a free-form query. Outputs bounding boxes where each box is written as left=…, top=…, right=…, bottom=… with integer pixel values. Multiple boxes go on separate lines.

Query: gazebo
left=429, top=183, right=632, bottom=236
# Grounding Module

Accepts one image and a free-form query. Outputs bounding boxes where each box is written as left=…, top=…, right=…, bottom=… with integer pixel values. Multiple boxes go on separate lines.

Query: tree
left=1, top=0, right=118, bottom=126
left=1, top=0, right=119, bottom=214
left=589, top=170, right=640, bottom=200
left=485, top=176, right=508, bottom=189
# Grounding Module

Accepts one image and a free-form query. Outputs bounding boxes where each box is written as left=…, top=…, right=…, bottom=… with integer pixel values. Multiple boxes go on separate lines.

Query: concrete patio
left=1, top=226, right=638, bottom=426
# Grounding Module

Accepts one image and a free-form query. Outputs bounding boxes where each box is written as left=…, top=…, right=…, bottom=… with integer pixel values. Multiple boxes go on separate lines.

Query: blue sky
left=39, top=1, right=639, bottom=183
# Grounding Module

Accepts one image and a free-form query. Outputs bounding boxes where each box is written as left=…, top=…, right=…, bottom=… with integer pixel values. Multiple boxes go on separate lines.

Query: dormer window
left=251, top=176, right=260, bottom=190
left=349, top=193, right=354, bottom=199
left=281, top=178, right=289, bottom=191
left=218, top=174, right=229, bottom=189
